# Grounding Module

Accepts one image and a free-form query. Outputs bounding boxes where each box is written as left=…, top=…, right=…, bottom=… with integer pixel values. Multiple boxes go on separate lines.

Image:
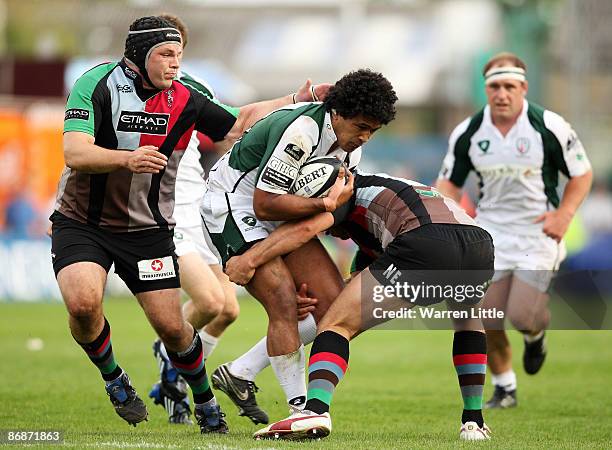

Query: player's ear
left=522, top=80, right=529, bottom=95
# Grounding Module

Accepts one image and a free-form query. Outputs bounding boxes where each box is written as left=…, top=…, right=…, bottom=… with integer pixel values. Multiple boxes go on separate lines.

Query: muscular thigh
left=283, top=238, right=344, bottom=321
left=57, top=262, right=107, bottom=308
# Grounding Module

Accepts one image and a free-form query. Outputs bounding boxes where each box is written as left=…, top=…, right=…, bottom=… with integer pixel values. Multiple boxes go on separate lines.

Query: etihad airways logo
left=117, top=111, right=170, bottom=135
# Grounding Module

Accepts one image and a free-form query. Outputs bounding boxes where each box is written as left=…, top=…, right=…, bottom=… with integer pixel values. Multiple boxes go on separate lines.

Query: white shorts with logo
left=173, top=203, right=220, bottom=265
left=484, top=224, right=566, bottom=292
left=200, top=192, right=280, bottom=265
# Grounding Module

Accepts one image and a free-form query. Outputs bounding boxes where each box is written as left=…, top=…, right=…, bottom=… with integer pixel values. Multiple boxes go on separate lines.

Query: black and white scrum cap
left=124, top=16, right=182, bottom=86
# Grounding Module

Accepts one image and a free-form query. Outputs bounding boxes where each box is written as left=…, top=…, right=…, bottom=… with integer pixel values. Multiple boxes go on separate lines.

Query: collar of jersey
left=119, top=58, right=162, bottom=102
left=322, top=110, right=338, bottom=149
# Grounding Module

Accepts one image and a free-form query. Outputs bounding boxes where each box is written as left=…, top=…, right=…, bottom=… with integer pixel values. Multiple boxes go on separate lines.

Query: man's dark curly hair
left=324, top=69, right=397, bottom=125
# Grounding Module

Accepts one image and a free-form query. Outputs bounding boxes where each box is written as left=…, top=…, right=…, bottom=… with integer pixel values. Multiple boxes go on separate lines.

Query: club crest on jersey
left=166, top=89, right=174, bottom=108
left=516, top=137, right=530, bottom=154
left=477, top=140, right=490, bottom=153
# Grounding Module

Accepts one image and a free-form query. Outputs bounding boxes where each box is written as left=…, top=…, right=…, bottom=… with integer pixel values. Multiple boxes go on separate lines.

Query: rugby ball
left=290, top=156, right=343, bottom=198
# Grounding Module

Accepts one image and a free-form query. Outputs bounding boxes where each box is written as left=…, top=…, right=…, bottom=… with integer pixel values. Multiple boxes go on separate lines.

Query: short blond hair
left=483, top=52, right=527, bottom=76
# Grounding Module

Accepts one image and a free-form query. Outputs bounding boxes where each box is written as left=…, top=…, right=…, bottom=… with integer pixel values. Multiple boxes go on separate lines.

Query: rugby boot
left=149, top=381, right=193, bottom=425
left=194, top=403, right=229, bottom=434
left=484, top=385, right=517, bottom=409
left=523, top=332, right=547, bottom=375
left=253, top=410, right=331, bottom=441
left=105, top=373, right=148, bottom=426
left=459, top=421, right=491, bottom=440
left=211, top=363, right=269, bottom=424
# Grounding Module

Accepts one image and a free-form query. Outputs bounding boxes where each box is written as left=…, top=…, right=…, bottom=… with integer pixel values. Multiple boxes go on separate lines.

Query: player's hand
left=324, top=166, right=354, bottom=212
left=46, top=224, right=52, bottom=238
left=294, top=79, right=332, bottom=103
left=225, top=254, right=256, bottom=286
left=125, top=146, right=168, bottom=174
left=534, top=209, right=573, bottom=242
left=296, top=283, right=318, bottom=320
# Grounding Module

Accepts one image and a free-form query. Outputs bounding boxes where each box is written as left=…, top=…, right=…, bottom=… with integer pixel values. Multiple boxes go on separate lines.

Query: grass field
left=1, top=297, right=611, bottom=449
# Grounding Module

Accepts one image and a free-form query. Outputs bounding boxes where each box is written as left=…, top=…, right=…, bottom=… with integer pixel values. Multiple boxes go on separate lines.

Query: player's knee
left=64, top=297, right=101, bottom=320
left=155, top=319, right=186, bottom=345
left=508, top=313, right=538, bottom=334
left=190, top=288, right=225, bottom=317
left=219, top=300, right=240, bottom=325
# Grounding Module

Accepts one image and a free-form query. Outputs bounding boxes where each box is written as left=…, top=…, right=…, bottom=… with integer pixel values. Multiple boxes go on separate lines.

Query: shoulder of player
left=176, top=71, right=215, bottom=99
left=527, top=102, right=573, bottom=143
left=279, top=110, right=323, bottom=143
left=448, top=109, right=485, bottom=151
left=71, top=62, right=118, bottom=93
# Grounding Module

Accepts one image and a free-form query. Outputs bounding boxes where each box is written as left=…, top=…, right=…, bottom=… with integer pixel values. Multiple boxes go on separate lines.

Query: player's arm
left=214, top=80, right=331, bottom=153
left=254, top=167, right=354, bottom=221
left=535, top=113, right=594, bottom=241
left=225, top=212, right=335, bottom=285
left=435, top=118, right=473, bottom=202
left=64, top=132, right=167, bottom=174
left=434, top=178, right=462, bottom=202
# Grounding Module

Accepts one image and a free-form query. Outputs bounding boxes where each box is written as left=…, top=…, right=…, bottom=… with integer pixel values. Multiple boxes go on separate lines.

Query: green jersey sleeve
left=64, top=62, right=115, bottom=136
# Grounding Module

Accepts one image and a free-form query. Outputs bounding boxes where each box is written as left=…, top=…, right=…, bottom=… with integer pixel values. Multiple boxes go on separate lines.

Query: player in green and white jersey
left=436, top=52, right=593, bottom=409
left=202, top=70, right=397, bottom=417
left=148, top=13, right=330, bottom=425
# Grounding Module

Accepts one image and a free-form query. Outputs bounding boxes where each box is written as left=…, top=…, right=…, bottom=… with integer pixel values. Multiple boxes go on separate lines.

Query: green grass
left=1, top=298, right=611, bottom=449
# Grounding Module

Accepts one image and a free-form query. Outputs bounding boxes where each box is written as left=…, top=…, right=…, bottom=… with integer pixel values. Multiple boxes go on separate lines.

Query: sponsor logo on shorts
left=118, top=111, right=170, bottom=135
left=284, top=144, right=305, bottom=161
left=242, top=216, right=257, bottom=227
left=240, top=215, right=261, bottom=232
left=137, top=256, right=176, bottom=280
left=65, top=108, right=90, bottom=121
left=174, top=231, right=183, bottom=240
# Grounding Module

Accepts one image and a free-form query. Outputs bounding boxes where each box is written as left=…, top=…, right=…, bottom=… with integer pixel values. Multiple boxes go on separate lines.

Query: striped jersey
left=438, top=100, right=591, bottom=235
left=55, top=60, right=237, bottom=232
left=206, top=102, right=361, bottom=197
left=332, top=171, right=477, bottom=259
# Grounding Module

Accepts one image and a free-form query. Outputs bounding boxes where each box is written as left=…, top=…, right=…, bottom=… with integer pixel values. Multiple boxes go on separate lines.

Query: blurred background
left=0, top=0, right=611, bottom=301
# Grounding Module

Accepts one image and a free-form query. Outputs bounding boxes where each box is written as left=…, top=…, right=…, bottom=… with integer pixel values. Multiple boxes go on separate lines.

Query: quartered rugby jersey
left=174, top=70, right=240, bottom=208
left=438, top=100, right=591, bottom=235
left=56, top=60, right=237, bottom=232
left=332, top=172, right=477, bottom=259
left=207, top=102, right=361, bottom=196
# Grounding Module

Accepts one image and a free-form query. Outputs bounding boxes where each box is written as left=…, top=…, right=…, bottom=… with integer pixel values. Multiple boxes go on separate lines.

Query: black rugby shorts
left=50, top=212, right=180, bottom=294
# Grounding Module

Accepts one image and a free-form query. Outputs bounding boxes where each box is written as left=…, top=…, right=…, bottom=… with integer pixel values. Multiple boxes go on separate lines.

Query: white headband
left=485, top=66, right=526, bottom=84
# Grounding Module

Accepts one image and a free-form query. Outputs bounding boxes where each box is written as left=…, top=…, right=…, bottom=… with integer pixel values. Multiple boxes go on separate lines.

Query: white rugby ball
left=290, top=157, right=343, bottom=198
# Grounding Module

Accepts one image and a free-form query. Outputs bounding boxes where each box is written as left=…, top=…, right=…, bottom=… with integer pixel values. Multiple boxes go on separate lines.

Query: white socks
left=269, top=345, right=306, bottom=409
left=199, top=329, right=219, bottom=359
left=491, top=369, right=517, bottom=391
left=524, top=330, right=544, bottom=343
left=228, top=336, right=269, bottom=382
left=229, top=313, right=317, bottom=382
